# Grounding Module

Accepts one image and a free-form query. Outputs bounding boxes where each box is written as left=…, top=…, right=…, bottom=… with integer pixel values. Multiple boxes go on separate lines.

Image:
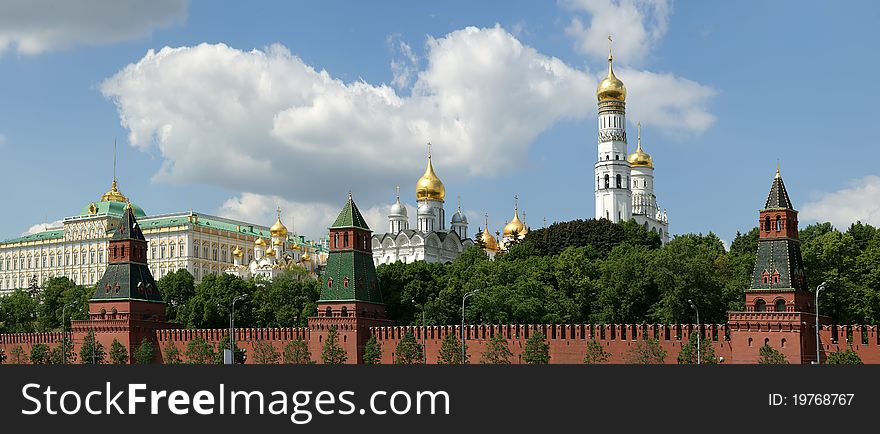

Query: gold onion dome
left=254, top=237, right=267, bottom=247
left=300, top=251, right=311, bottom=263
left=232, top=246, right=243, bottom=257
left=416, top=144, right=445, bottom=202
left=292, top=243, right=301, bottom=251
left=627, top=123, right=653, bottom=168
left=101, top=179, right=129, bottom=203
left=273, top=239, right=284, bottom=247
left=270, top=208, right=289, bottom=238
left=481, top=228, right=499, bottom=252
left=596, top=37, right=626, bottom=102
left=265, top=246, right=276, bottom=257
left=503, top=197, right=526, bottom=237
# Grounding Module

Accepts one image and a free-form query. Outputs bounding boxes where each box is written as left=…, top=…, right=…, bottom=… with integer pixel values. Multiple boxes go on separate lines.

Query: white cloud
left=800, top=176, right=880, bottom=230
left=388, top=34, right=419, bottom=90
left=22, top=219, right=63, bottom=236
left=0, top=0, right=187, bottom=55
left=563, top=0, right=672, bottom=65
left=617, top=67, right=716, bottom=134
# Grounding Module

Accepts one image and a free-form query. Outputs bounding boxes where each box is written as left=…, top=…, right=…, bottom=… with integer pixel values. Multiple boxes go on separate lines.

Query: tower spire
left=396, top=185, right=401, bottom=203
left=776, top=160, right=781, bottom=179
left=637, top=122, right=642, bottom=150
left=427, top=141, right=432, bottom=159
left=457, top=194, right=461, bottom=212
left=607, top=35, right=614, bottom=74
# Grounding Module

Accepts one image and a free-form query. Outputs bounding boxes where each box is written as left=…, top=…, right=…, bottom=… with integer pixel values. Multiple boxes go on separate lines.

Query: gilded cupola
left=596, top=35, right=626, bottom=102
left=416, top=142, right=445, bottom=202
left=503, top=196, right=526, bottom=237
left=270, top=208, right=289, bottom=238
left=627, top=123, right=653, bottom=169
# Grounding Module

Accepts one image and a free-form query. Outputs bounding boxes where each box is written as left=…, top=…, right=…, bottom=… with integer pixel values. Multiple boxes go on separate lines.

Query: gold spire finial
left=349, top=190, right=353, bottom=200
left=608, top=34, right=613, bottom=63
left=485, top=213, right=489, bottom=229
left=776, top=160, right=781, bottom=178
left=514, top=194, right=519, bottom=213
left=277, top=207, right=282, bottom=219
left=637, top=122, right=642, bottom=150
left=427, top=141, right=432, bottom=159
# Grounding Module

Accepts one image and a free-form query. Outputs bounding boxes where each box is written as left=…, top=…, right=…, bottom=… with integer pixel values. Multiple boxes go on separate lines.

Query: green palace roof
left=1, top=230, right=65, bottom=245
left=79, top=200, right=147, bottom=219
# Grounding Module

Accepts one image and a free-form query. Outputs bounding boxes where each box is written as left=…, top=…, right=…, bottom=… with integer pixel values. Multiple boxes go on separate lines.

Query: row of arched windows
left=1, top=247, right=106, bottom=271
left=598, top=174, right=629, bottom=190
left=754, top=298, right=787, bottom=312
left=763, top=215, right=784, bottom=232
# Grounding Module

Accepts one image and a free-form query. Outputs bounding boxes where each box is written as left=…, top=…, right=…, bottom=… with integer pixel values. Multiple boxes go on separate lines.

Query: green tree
left=283, top=338, right=314, bottom=364
left=10, top=346, right=26, bottom=364
left=37, top=277, right=78, bottom=330
left=252, top=269, right=320, bottom=327
left=583, top=339, right=610, bottom=364
left=624, top=338, right=666, bottom=364
left=183, top=274, right=256, bottom=328
left=394, top=331, right=424, bottom=365
left=523, top=330, right=550, bottom=364
left=758, top=343, right=788, bottom=364
left=480, top=333, right=512, bottom=364
left=321, top=326, right=347, bottom=364
left=157, top=269, right=196, bottom=323
left=49, top=339, right=76, bottom=364
left=109, top=339, right=129, bottom=364
left=676, top=331, right=717, bottom=364
left=134, top=339, right=156, bottom=364
left=437, top=332, right=467, bottom=364
left=1, top=289, right=38, bottom=333
left=185, top=336, right=216, bottom=364
left=252, top=341, right=281, bottom=364
left=79, top=330, right=106, bottom=364
left=593, top=244, right=657, bottom=323
left=163, top=342, right=183, bottom=364
left=650, top=234, right=727, bottom=324
left=30, top=343, right=50, bottom=364
left=826, top=348, right=862, bottom=364
left=363, top=335, right=382, bottom=364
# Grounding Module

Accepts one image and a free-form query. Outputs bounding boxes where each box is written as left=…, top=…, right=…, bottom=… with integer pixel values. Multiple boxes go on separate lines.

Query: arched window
left=616, top=174, right=621, bottom=188
left=604, top=175, right=610, bottom=189
left=327, top=277, right=333, bottom=288
left=325, top=306, right=332, bottom=317
left=764, top=216, right=771, bottom=231
left=775, top=299, right=786, bottom=312
left=755, top=299, right=766, bottom=312
left=343, top=232, right=349, bottom=247
left=748, top=337, right=753, bottom=347
left=341, top=306, right=348, bottom=317
left=776, top=215, right=782, bottom=231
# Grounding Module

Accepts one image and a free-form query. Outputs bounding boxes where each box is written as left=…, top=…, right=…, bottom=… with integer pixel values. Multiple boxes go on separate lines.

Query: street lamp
left=412, top=299, right=427, bottom=365
left=688, top=299, right=700, bottom=365
left=461, top=289, right=479, bottom=364
left=815, top=282, right=827, bottom=365
left=229, top=294, right=247, bottom=364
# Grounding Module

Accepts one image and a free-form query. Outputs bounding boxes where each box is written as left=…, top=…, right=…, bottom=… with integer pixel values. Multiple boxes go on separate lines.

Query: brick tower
left=308, top=193, right=391, bottom=363
left=71, top=203, right=173, bottom=362
left=728, top=166, right=821, bottom=363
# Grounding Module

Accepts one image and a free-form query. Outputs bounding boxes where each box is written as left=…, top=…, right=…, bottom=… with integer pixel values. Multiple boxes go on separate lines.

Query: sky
left=1, top=0, right=879, bottom=248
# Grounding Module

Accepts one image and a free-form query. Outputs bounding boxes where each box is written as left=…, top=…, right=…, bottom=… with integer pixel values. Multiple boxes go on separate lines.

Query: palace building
left=594, top=38, right=669, bottom=243
left=0, top=177, right=328, bottom=294
left=371, top=146, right=475, bottom=265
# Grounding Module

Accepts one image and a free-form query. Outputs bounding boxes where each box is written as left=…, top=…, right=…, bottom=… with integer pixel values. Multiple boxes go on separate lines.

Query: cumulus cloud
left=617, top=67, right=716, bottom=134
left=563, top=0, right=672, bottom=65
left=388, top=34, right=419, bottom=90
left=22, top=219, right=63, bottom=236
left=800, top=176, right=880, bottom=230
left=0, top=0, right=186, bottom=55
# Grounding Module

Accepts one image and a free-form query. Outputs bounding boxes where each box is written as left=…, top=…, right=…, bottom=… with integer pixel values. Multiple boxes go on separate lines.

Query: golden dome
left=597, top=37, right=626, bottom=102
left=232, top=246, right=243, bottom=257
left=480, top=228, right=499, bottom=252
left=291, top=243, right=301, bottom=251
left=254, top=237, right=267, bottom=247
left=265, top=246, right=276, bottom=257
left=416, top=144, right=445, bottom=202
left=270, top=208, right=288, bottom=238
left=627, top=123, right=653, bottom=169
left=273, top=239, right=283, bottom=247
left=503, top=197, right=526, bottom=237
left=100, top=179, right=128, bottom=203
left=300, top=252, right=311, bottom=263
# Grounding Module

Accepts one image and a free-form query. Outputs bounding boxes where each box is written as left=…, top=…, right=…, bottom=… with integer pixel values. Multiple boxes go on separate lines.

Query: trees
left=826, top=348, right=863, bottom=364
left=252, top=269, right=320, bottom=328
left=363, top=335, right=382, bottom=364
left=215, top=336, right=246, bottom=364
left=49, top=339, right=76, bottom=364
left=134, top=339, right=156, bottom=364
left=583, top=340, right=610, bottom=364
left=437, top=333, right=467, bottom=364
left=163, top=342, right=183, bottom=364
left=758, top=343, right=788, bottom=364
left=9, top=346, right=26, bottom=364
left=481, top=334, right=512, bottom=364
left=30, top=343, right=51, bottom=364
left=79, top=330, right=106, bottom=364
left=676, top=331, right=717, bottom=364
left=321, top=326, right=348, bottom=364
left=394, top=331, right=424, bottom=365
left=624, top=338, right=666, bottom=364
left=183, top=274, right=256, bottom=329
left=283, top=338, right=314, bottom=364
left=1, top=289, right=38, bottom=333
left=251, top=341, right=281, bottom=364
left=185, top=336, right=216, bottom=364
left=157, top=269, right=196, bottom=323
left=109, top=339, right=129, bottom=364
left=523, top=330, right=550, bottom=364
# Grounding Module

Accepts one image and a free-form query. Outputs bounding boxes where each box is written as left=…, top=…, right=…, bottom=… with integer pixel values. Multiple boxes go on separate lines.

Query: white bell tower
left=594, top=36, right=631, bottom=223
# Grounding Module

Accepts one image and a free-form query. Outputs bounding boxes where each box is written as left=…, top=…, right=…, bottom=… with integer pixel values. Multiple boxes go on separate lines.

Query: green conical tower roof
left=321, top=193, right=383, bottom=304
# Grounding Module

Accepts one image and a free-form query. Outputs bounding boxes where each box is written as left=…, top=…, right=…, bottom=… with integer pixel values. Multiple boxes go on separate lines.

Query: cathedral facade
left=594, top=40, right=670, bottom=243
left=371, top=148, right=474, bottom=265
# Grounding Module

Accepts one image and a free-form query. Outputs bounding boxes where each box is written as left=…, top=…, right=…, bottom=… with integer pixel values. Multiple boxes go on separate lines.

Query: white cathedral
left=371, top=148, right=474, bottom=265
left=594, top=39, right=669, bottom=243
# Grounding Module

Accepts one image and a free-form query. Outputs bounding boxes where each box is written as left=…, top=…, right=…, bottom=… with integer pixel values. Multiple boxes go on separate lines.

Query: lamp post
left=688, top=299, right=700, bottom=365
left=229, top=294, right=247, bottom=364
left=815, top=282, right=827, bottom=365
left=413, top=300, right=427, bottom=365
left=461, top=289, right=479, bottom=364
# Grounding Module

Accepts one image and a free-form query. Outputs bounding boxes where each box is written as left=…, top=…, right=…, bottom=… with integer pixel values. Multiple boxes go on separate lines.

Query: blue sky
left=1, top=0, right=878, bottom=247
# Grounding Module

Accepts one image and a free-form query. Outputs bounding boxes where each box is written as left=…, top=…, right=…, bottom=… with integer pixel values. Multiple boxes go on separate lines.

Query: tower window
left=615, top=155, right=619, bottom=160
left=343, top=232, right=349, bottom=247
left=764, top=216, right=771, bottom=231
left=616, top=174, right=621, bottom=188
left=606, top=155, right=610, bottom=161
left=604, top=175, right=609, bottom=189
left=776, top=215, right=782, bottom=231
left=775, top=299, right=786, bottom=312
left=755, top=299, right=766, bottom=312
